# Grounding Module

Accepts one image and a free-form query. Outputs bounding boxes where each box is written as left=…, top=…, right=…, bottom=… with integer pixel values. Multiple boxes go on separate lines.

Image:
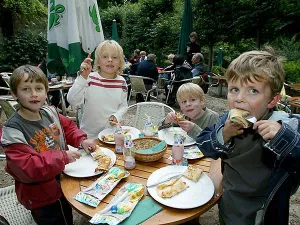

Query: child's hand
left=109, top=115, right=118, bottom=126
left=178, top=120, right=194, bottom=133
left=66, top=150, right=81, bottom=163
left=81, top=139, right=97, bottom=154
left=165, top=112, right=177, bottom=124
left=80, top=53, right=93, bottom=79
left=222, top=119, right=244, bottom=143
left=253, top=120, right=281, bottom=141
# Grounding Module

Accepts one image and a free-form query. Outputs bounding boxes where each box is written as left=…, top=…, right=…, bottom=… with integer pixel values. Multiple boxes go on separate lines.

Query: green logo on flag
left=89, top=4, right=101, bottom=32
left=49, top=0, right=65, bottom=31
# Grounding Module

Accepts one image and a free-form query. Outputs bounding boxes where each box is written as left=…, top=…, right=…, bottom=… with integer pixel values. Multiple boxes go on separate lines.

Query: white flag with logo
left=47, top=0, right=104, bottom=75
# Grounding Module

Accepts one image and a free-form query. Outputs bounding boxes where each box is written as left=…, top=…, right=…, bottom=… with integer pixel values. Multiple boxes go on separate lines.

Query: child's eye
left=113, top=56, right=118, bottom=59
left=229, top=88, right=239, bottom=93
left=102, top=55, right=108, bottom=58
left=191, top=98, right=196, bottom=102
left=22, top=88, right=29, bottom=92
left=181, top=100, right=187, bottom=104
left=36, top=87, right=44, bottom=91
left=249, top=89, right=258, bottom=94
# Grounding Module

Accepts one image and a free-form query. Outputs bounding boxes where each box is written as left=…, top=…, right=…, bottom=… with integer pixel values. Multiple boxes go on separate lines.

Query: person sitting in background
left=129, top=49, right=140, bottom=64
left=192, top=52, right=209, bottom=93
left=136, top=53, right=159, bottom=90
left=192, top=53, right=206, bottom=77
left=163, top=83, right=219, bottom=140
left=159, top=54, right=175, bottom=80
left=164, top=54, right=193, bottom=104
left=139, top=51, right=147, bottom=62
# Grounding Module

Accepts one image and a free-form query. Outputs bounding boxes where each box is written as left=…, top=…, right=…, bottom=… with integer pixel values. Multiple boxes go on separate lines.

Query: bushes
left=284, top=61, right=300, bottom=83
left=0, top=32, right=47, bottom=72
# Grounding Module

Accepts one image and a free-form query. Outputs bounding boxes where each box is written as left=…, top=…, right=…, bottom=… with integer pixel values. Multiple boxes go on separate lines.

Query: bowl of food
left=132, top=137, right=167, bottom=162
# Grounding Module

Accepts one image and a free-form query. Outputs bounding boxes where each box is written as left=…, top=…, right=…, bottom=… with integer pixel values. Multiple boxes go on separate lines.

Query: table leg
left=218, top=84, right=222, bottom=97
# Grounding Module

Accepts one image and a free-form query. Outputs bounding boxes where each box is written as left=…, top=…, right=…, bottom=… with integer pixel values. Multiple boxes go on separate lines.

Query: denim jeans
left=31, top=196, right=73, bottom=225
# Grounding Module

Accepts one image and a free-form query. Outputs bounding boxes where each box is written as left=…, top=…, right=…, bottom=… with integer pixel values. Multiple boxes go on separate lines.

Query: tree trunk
left=256, top=28, right=261, bottom=50
left=208, top=40, right=214, bottom=72
left=0, top=7, right=14, bottom=39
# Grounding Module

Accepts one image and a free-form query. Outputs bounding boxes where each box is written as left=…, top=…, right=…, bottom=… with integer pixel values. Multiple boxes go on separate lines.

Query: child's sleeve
left=4, top=143, right=68, bottom=183
left=196, top=113, right=234, bottom=159
left=264, top=122, right=300, bottom=182
left=67, top=75, right=88, bottom=106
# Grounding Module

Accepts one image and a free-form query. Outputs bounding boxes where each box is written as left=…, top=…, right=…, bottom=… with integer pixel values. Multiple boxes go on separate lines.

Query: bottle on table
left=114, top=125, right=124, bottom=154
left=123, top=134, right=136, bottom=170
left=144, top=117, right=154, bottom=136
left=172, top=134, right=187, bottom=166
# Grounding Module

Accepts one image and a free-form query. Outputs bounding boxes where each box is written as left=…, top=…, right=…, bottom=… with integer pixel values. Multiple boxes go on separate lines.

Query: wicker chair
left=0, top=185, right=36, bottom=225
left=122, top=102, right=175, bottom=130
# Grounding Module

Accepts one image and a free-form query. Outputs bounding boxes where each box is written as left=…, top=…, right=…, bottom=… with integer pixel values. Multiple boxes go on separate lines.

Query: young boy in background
left=196, top=47, right=300, bottom=225
left=164, top=83, right=219, bottom=140
left=0, top=65, right=96, bottom=225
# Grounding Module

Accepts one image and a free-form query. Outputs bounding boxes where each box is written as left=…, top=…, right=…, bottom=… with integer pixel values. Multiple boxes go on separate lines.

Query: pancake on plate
left=183, top=165, right=203, bottom=182
left=156, top=178, right=188, bottom=198
left=175, top=112, right=185, bottom=121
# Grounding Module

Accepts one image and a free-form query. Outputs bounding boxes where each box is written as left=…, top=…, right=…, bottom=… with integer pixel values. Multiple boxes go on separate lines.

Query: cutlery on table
left=147, top=174, right=182, bottom=188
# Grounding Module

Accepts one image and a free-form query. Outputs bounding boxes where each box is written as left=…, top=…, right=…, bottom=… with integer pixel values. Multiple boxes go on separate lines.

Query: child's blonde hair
left=176, top=83, right=205, bottom=103
left=140, top=51, right=147, bottom=56
left=93, top=40, right=125, bottom=75
left=226, top=46, right=285, bottom=96
left=10, top=65, right=49, bottom=95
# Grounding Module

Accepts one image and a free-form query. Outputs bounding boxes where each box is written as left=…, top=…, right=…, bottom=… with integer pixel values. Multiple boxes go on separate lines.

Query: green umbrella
left=178, top=0, right=193, bottom=58
left=47, top=0, right=104, bottom=76
left=217, top=48, right=223, bottom=67
left=112, top=19, right=118, bottom=41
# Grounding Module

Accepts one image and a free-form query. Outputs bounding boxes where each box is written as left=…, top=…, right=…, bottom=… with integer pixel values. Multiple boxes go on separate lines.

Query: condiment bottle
left=123, top=134, right=136, bottom=170
left=114, top=125, right=124, bottom=154
left=172, top=135, right=187, bottom=166
left=144, top=117, right=154, bottom=136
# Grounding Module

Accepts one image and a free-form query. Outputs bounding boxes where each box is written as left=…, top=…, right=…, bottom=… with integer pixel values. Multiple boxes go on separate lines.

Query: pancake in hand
left=91, top=146, right=105, bottom=160
left=156, top=178, right=188, bottom=198
left=229, top=109, right=250, bottom=128
left=175, top=112, right=185, bottom=121
left=183, top=165, right=203, bottom=182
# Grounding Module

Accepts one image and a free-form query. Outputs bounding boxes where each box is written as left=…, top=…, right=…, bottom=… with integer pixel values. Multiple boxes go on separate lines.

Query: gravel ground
left=0, top=88, right=299, bottom=225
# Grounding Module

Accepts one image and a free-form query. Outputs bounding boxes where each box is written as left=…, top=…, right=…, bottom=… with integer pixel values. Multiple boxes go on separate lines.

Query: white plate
left=49, top=83, right=64, bottom=89
left=98, top=126, right=140, bottom=144
left=184, top=145, right=204, bottom=159
left=63, top=147, right=116, bottom=177
left=147, top=166, right=214, bottom=209
left=158, top=127, right=196, bottom=146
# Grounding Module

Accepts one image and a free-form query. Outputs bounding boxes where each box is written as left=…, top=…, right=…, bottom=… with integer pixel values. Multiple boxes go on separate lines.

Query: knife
left=147, top=174, right=182, bottom=188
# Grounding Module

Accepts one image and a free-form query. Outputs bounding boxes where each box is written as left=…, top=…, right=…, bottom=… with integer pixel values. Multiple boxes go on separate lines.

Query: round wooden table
left=61, top=141, right=222, bottom=225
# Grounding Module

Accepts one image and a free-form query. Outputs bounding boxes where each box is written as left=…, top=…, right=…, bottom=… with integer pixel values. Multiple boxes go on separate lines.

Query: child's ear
left=267, top=93, right=281, bottom=109
left=11, top=93, right=18, bottom=101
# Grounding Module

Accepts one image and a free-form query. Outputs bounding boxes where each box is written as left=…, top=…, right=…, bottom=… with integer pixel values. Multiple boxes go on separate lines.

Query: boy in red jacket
left=0, top=65, right=96, bottom=225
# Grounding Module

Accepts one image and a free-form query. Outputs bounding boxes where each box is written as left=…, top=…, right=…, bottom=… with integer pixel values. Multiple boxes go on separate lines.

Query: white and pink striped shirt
left=67, top=72, right=128, bottom=139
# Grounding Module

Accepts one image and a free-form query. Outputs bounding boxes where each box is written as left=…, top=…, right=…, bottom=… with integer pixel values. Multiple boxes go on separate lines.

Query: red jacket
left=1, top=113, right=87, bottom=210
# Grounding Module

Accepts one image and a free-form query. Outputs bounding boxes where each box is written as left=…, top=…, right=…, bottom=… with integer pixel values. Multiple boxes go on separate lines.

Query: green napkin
left=119, top=197, right=162, bottom=225
left=135, top=141, right=166, bottom=154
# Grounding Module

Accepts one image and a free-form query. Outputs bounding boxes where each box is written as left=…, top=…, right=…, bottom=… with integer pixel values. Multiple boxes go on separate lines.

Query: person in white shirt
left=67, top=40, right=128, bottom=139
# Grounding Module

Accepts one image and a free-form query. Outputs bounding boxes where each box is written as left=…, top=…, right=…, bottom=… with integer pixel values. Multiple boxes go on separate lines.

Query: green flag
left=47, top=0, right=104, bottom=76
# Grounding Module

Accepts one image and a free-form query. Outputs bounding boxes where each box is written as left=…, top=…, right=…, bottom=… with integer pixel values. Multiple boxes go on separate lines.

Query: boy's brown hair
left=226, top=46, right=285, bottom=96
left=176, top=83, right=205, bottom=103
left=10, top=65, right=49, bottom=95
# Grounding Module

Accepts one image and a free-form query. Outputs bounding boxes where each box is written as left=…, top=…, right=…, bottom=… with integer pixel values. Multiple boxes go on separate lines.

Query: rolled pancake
left=157, top=178, right=188, bottom=198
left=229, top=109, right=250, bottom=128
